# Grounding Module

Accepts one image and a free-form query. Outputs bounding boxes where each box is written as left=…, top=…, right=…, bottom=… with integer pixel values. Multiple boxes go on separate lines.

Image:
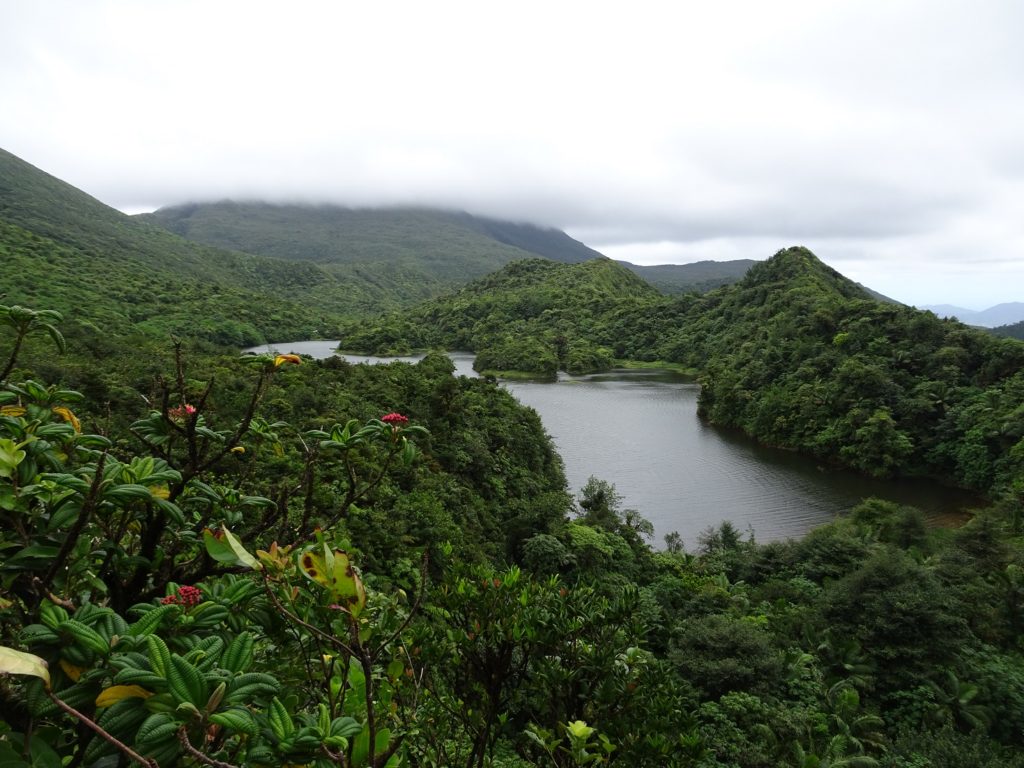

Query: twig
left=178, top=726, right=241, bottom=768
left=47, top=691, right=157, bottom=768
left=371, top=552, right=429, bottom=664
left=40, top=453, right=108, bottom=596
left=262, top=574, right=358, bottom=657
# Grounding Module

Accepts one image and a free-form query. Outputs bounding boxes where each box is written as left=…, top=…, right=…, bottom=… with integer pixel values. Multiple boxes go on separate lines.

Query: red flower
left=161, top=585, right=203, bottom=607
left=168, top=404, right=197, bottom=424
left=381, top=412, right=409, bottom=426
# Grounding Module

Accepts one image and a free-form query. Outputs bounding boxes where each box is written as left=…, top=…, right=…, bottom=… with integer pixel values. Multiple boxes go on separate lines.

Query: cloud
left=1, top=0, right=1023, bottom=306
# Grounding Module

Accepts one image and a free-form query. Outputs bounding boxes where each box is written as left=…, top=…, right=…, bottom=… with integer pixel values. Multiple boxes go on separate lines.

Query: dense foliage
left=337, top=259, right=662, bottom=377
left=618, top=259, right=756, bottom=295
left=993, top=320, right=1024, bottom=341
left=2, top=308, right=1023, bottom=767
left=142, top=204, right=598, bottom=280
left=341, top=248, right=1024, bottom=497
left=681, top=249, right=1024, bottom=495
left=2, top=151, right=1023, bottom=767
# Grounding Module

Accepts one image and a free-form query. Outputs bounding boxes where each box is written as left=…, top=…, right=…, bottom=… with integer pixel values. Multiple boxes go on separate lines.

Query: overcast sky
left=2, top=1, right=1022, bottom=308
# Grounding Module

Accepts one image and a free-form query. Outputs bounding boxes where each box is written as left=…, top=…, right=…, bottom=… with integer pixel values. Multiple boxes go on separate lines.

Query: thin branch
left=40, top=453, right=108, bottom=596
left=371, top=552, right=429, bottom=664
left=177, top=726, right=241, bottom=768
left=47, top=691, right=157, bottom=768
left=262, top=574, right=358, bottom=657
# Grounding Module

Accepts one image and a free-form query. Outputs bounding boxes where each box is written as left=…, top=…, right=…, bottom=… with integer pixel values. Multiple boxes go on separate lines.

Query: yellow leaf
left=51, top=406, right=81, bottom=432
left=299, top=545, right=366, bottom=617
left=0, top=406, right=26, bottom=417
left=95, top=685, right=153, bottom=707
left=148, top=485, right=170, bottom=500
left=59, top=659, right=86, bottom=682
left=0, top=646, right=50, bottom=688
left=273, top=354, right=302, bottom=368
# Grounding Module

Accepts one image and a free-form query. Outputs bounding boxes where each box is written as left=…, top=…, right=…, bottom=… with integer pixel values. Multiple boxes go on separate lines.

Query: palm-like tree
left=927, top=670, right=991, bottom=731
left=0, top=304, right=66, bottom=383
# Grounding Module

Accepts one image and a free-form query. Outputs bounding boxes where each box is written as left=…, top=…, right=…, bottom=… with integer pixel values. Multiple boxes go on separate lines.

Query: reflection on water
left=245, top=342, right=981, bottom=546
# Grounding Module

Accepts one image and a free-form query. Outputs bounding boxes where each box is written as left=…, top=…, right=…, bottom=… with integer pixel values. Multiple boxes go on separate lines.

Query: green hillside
left=992, top=320, right=1024, bottom=340
left=620, top=258, right=757, bottom=294
left=143, top=200, right=759, bottom=296
left=3, top=154, right=1024, bottom=768
left=646, top=247, right=1024, bottom=492
left=141, top=201, right=595, bottom=283
left=339, top=257, right=664, bottom=377
left=0, top=149, right=441, bottom=345
left=342, top=246, right=1024, bottom=495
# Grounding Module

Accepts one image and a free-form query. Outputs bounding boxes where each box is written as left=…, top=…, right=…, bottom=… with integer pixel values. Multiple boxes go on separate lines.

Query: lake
left=248, top=341, right=981, bottom=547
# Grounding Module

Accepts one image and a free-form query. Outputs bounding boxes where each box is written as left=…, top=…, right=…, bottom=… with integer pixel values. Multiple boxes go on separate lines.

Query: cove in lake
left=247, top=341, right=981, bottom=547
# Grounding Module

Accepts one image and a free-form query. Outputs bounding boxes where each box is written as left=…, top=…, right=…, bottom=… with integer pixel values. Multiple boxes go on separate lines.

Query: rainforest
left=1, top=149, right=1023, bottom=768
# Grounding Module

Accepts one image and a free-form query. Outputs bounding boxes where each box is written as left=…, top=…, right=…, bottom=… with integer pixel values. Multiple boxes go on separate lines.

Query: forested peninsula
left=1, top=148, right=1023, bottom=767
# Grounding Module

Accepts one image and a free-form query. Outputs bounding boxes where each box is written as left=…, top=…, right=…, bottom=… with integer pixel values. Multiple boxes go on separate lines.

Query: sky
left=1, top=1, right=1022, bottom=309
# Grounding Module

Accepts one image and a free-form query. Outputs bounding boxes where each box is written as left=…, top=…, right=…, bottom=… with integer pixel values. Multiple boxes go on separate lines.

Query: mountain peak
left=742, top=246, right=875, bottom=301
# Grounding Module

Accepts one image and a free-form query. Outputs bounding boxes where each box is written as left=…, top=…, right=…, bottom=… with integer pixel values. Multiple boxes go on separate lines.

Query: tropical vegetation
left=0, top=149, right=1022, bottom=767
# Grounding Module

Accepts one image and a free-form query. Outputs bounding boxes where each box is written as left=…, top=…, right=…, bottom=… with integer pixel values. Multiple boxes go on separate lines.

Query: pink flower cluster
left=161, top=585, right=202, bottom=607
left=381, top=412, right=409, bottom=426
left=168, top=404, right=197, bottom=423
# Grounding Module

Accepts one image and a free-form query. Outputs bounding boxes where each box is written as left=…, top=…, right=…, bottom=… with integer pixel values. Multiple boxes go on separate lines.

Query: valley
left=1, top=148, right=1023, bottom=767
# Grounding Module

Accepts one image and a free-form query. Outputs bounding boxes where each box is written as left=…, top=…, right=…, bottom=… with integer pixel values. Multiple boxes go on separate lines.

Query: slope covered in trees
left=674, top=248, right=1024, bottom=495
left=143, top=200, right=756, bottom=296
left=618, top=258, right=757, bottom=294
left=0, top=149, right=455, bottom=338
left=342, top=247, right=1024, bottom=498
left=143, top=202, right=600, bottom=277
left=338, top=258, right=665, bottom=377
left=2, top=303, right=1024, bottom=768
left=993, top=320, right=1024, bottom=341
left=2, top=151, right=1023, bottom=767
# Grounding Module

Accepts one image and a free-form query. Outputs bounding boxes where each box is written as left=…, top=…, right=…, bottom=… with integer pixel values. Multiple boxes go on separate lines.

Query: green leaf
left=298, top=544, right=366, bottom=616
left=268, top=696, right=294, bottom=741
left=146, top=635, right=171, bottom=678
left=203, top=526, right=261, bottom=570
left=57, top=619, right=109, bottom=655
left=209, top=707, right=259, bottom=736
left=330, top=716, right=363, bottom=739
left=127, top=604, right=177, bottom=637
left=167, top=654, right=207, bottom=707
left=103, top=483, right=156, bottom=502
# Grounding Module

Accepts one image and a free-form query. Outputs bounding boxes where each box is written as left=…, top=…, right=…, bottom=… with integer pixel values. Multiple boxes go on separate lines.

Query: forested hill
left=344, top=246, right=1024, bottom=495
left=658, top=247, right=1024, bottom=493
left=339, top=257, right=665, bottom=377
left=992, top=320, right=1024, bottom=340
left=0, top=148, right=394, bottom=345
left=619, top=258, right=757, bottom=294
left=141, top=202, right=597, bottom=281
left=143, top=200, right=757, bottom=295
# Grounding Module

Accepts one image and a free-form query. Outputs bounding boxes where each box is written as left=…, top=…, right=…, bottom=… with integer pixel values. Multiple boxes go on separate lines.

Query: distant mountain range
left=142, top=201, right=756, bottom=295
left=919, top=303, right=1024, bottom=328
left=0, top=147, right=759, bottom=348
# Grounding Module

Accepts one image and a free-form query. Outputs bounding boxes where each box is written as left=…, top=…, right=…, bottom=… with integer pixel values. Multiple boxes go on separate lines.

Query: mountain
left=619, top=259, right=757, bottom=294
left=919, top=302, right=1024, bottom=328
left=345, top=245, right=1024, bottom=490
left=338, top=257, right=665, bottom=377
left=0, top=148, right=396, bottom=345
left=992, top=320, right=1024, bottom=340
left=685, top=247, right=1024, bottom=487
left=141, top=202, right=596, bottom=281
left=143, top=200, right=757, bottom=296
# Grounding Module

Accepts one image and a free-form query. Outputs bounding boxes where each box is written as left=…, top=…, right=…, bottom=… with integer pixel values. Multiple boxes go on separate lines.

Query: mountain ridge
left=919, top=302, right=1024, bottom=328
left=140, top=199, right=756, bottom=296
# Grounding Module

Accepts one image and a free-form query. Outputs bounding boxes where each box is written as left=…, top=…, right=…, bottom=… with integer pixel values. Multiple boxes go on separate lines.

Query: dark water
left=247, top=342, right=981, bottom=546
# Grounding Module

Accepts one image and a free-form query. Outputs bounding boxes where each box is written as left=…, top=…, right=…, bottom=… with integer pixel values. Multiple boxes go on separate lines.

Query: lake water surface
left=248, top=341, right=980, bottom=547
